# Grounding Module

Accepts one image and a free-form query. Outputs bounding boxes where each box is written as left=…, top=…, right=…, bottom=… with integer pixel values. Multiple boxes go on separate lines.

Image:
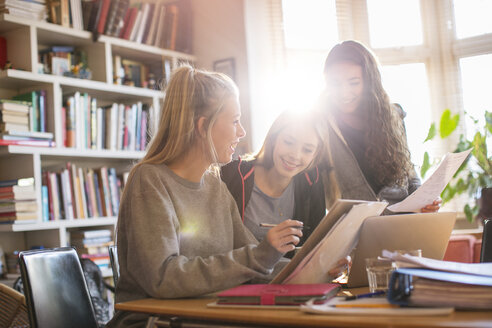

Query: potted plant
left=421, top=109, right=491, bottom=222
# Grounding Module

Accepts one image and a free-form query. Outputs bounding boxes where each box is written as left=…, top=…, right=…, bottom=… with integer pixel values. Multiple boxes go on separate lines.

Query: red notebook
left=216, top=283, right=340, bottom=306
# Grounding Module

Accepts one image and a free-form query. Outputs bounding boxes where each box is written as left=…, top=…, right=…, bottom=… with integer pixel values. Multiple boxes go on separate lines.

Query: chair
left=443, top=234, right=476, bottom=263
left=108, top=245, right=119, bottom=286
left=19, top=247, right=98, bottom=328
left=481, top=219, right=492, bottom=262
left=0, top=283, right=29, bottom=328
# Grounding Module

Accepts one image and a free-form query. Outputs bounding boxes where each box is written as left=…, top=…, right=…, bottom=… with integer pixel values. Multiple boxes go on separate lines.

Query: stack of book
left=0, top=96, right=55, bottom=147
left=0, top=99, right=31, bottom=133
left=71, top=228, right=112, bottom=274
left=0, top=177, right=38, bottom=223
left=0, top=0, right=47, bottom=21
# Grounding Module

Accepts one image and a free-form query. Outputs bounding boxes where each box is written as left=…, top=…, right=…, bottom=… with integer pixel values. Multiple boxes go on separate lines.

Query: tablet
left=347, top=212, right=457, bottom=287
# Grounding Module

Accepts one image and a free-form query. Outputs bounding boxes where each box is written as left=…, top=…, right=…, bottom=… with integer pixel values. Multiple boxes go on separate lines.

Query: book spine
left=41, top=185, right=49, bottom=222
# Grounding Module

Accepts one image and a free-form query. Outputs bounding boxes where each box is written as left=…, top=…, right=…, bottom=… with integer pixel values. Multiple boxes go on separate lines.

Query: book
left=0, top=139, right=55, bottom=147
left=95, top=0, right=111, bottom=34
left=216, top=283, right=340, bottom=306
left=0, top=200, right=37, bottom=213
left=0, top=99, right=31, bottom=112
left=388, top=268, right=492, bottom=310
left=0, top=122, right=29, bottom=133
left=0, top=189, right=36, bottom=200
left=144, top=1, right=161, bottom=45
left=71, top=228, right=111, bottom=239
left=0, top=184, right=34, bottom=194
left=121, top=6, right=138, bottom=40
left=0, top=211, right=37, bottom=222
left=271, top=200, right=388, bottom=284
left=0, top=112, right=29, bottom=125
left=41, top=185, right=49, bottom=221
left=12, top=91, right=38, bottom=131
left=0, top=130, right=53, bottom=140
left=153, top=4, right=166, bottom=47
left=0, top=177, right=34, bottom=188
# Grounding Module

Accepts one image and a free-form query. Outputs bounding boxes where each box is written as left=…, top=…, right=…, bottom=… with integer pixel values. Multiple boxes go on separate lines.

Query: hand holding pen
left=261, top=219, right=303, bottom=254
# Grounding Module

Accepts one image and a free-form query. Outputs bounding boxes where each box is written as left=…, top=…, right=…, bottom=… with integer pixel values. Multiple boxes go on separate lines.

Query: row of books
left=45, top=0, right=192, bottom=52
left=42, top=162, right=128, bottom=221
left=0, top=177, right=38, bottom=223
left=63, top=92, right=152, bottom=151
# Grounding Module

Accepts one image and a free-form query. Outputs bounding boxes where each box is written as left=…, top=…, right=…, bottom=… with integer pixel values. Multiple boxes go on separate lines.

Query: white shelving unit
left=0, top=14, right=195, bottom=253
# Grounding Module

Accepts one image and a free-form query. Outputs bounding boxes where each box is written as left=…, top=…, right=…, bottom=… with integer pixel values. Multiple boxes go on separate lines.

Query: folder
left=388, top=268, right=492, bottom=310
left=216, top=283, right=340, bottom=306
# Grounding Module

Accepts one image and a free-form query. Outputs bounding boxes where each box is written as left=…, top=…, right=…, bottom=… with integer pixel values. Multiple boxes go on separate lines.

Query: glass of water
left=365, top=257, right=397, bottom=293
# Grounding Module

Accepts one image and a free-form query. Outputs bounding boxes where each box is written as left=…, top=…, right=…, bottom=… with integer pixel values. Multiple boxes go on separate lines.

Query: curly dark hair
left=323, top=40, right=414, bottom=188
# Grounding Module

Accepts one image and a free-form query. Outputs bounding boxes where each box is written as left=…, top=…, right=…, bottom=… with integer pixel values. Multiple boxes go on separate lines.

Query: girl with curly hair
left=319, top=40, right=440, bottom=212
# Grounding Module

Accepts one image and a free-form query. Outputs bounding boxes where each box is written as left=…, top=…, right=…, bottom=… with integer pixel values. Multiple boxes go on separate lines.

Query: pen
left=344, top=291, right=385, bottom=301
left=334, top=303, right=398, bottom=308
left=259, top=223, right=305, bottom=229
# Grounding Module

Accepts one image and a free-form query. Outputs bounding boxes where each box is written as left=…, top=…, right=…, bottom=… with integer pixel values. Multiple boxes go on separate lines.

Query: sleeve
left=120, top=170, right=284, bottom=299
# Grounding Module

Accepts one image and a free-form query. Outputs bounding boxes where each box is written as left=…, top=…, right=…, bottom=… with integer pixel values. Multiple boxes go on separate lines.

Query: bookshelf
left=0, top=12, right=195, bottom=261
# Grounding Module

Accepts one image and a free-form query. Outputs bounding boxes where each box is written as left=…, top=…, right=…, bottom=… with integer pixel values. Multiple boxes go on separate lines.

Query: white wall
left=191, top=0, right=253, bottom=153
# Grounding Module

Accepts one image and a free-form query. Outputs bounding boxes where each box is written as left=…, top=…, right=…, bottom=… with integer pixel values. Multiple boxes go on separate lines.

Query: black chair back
left=481, top=219, right=492, bottom=262
left=19, top=247, right=98, bottom=328
left=108, top=245, right=119, bottom=286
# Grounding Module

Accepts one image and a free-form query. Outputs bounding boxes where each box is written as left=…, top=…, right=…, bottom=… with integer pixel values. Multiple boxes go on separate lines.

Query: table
left=115, top=289, right=492, bottom=328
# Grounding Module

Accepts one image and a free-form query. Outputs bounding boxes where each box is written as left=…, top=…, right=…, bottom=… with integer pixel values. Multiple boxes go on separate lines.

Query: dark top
left=221, top=158, right=326, bottom=246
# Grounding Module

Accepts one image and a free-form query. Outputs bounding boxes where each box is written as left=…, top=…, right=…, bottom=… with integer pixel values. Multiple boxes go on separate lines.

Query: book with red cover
left=216, top=283, right=340, bottom=306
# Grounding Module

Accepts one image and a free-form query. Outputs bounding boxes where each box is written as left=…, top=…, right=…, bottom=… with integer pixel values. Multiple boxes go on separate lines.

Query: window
left=272, top=0, right=492, bottom=169
left=367, top=0, right=423, bottom=48
left=453, top=0, right=492, bottom=39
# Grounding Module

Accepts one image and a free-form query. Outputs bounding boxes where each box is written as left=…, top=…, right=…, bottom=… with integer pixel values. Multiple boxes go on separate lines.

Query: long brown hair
left=323, top=40, right=413, bottom=188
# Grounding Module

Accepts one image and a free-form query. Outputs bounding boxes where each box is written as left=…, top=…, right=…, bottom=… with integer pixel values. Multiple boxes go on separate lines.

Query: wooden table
left=115, top=291, right=492, bottom=328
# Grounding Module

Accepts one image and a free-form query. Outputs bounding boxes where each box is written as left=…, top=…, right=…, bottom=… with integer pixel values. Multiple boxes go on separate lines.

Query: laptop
left=346, top=212, right=457, bottom=288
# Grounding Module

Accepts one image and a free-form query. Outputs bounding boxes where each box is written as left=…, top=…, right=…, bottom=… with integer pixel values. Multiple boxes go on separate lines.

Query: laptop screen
left=347, top=212, right=457, bottom=287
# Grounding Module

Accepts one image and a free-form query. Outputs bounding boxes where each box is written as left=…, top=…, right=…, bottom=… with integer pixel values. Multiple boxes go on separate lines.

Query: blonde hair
left=126, top=65, right=238, bottom=183
left=248, top=110, right=325, bottom=172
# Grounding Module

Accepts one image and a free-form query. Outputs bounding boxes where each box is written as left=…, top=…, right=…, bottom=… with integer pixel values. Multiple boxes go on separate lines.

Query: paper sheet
left=300, top=297, right=454, bottom=316
left=387, top=149, right=472, bottom=213
left=282, top=202, right=387, bottom=284
left=382, top=250, right=492, bottom=277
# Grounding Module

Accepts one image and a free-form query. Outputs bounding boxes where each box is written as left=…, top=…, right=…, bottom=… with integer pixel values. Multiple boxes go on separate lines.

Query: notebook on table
left=216, top=283, right=341, bottom=306
left=347, top=212, right=457, bottom=288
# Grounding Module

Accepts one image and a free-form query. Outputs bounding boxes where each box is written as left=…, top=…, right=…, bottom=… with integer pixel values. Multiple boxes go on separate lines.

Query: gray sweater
left=108, top=163, right=284, bottom=327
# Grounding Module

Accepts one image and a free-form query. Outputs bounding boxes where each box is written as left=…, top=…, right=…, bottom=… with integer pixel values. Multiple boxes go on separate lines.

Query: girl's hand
left=327, top=256, right=351, bottom=281
left=421, top=198, right=442, bottom=213
left=265, top=219, right=303, bottom=254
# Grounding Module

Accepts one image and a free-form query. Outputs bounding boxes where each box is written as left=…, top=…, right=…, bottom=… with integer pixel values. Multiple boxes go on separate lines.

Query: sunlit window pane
left=380, top=63, right=430, bottom=167
left=459, top=54, right=492, bottom=141
left=282, top=0, right=338, bottom=49
left=453, top=0, right=492, bottom=39
left=367, top=0, right=423, bottom=48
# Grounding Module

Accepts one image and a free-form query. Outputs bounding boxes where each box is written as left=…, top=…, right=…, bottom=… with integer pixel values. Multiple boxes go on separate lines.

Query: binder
left=388, top=268, right=492, bottom=310
left=217, top=283, right=340, bottom=306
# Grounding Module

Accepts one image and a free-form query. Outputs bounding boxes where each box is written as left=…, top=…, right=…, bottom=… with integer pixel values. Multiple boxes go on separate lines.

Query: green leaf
left=423, top=123, right=436, bottom=143
left=439, top=109, right=459, bottom=138
left=464, top=204, right=474, bottom=223
left=420, top=152, right=431, bottom=178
